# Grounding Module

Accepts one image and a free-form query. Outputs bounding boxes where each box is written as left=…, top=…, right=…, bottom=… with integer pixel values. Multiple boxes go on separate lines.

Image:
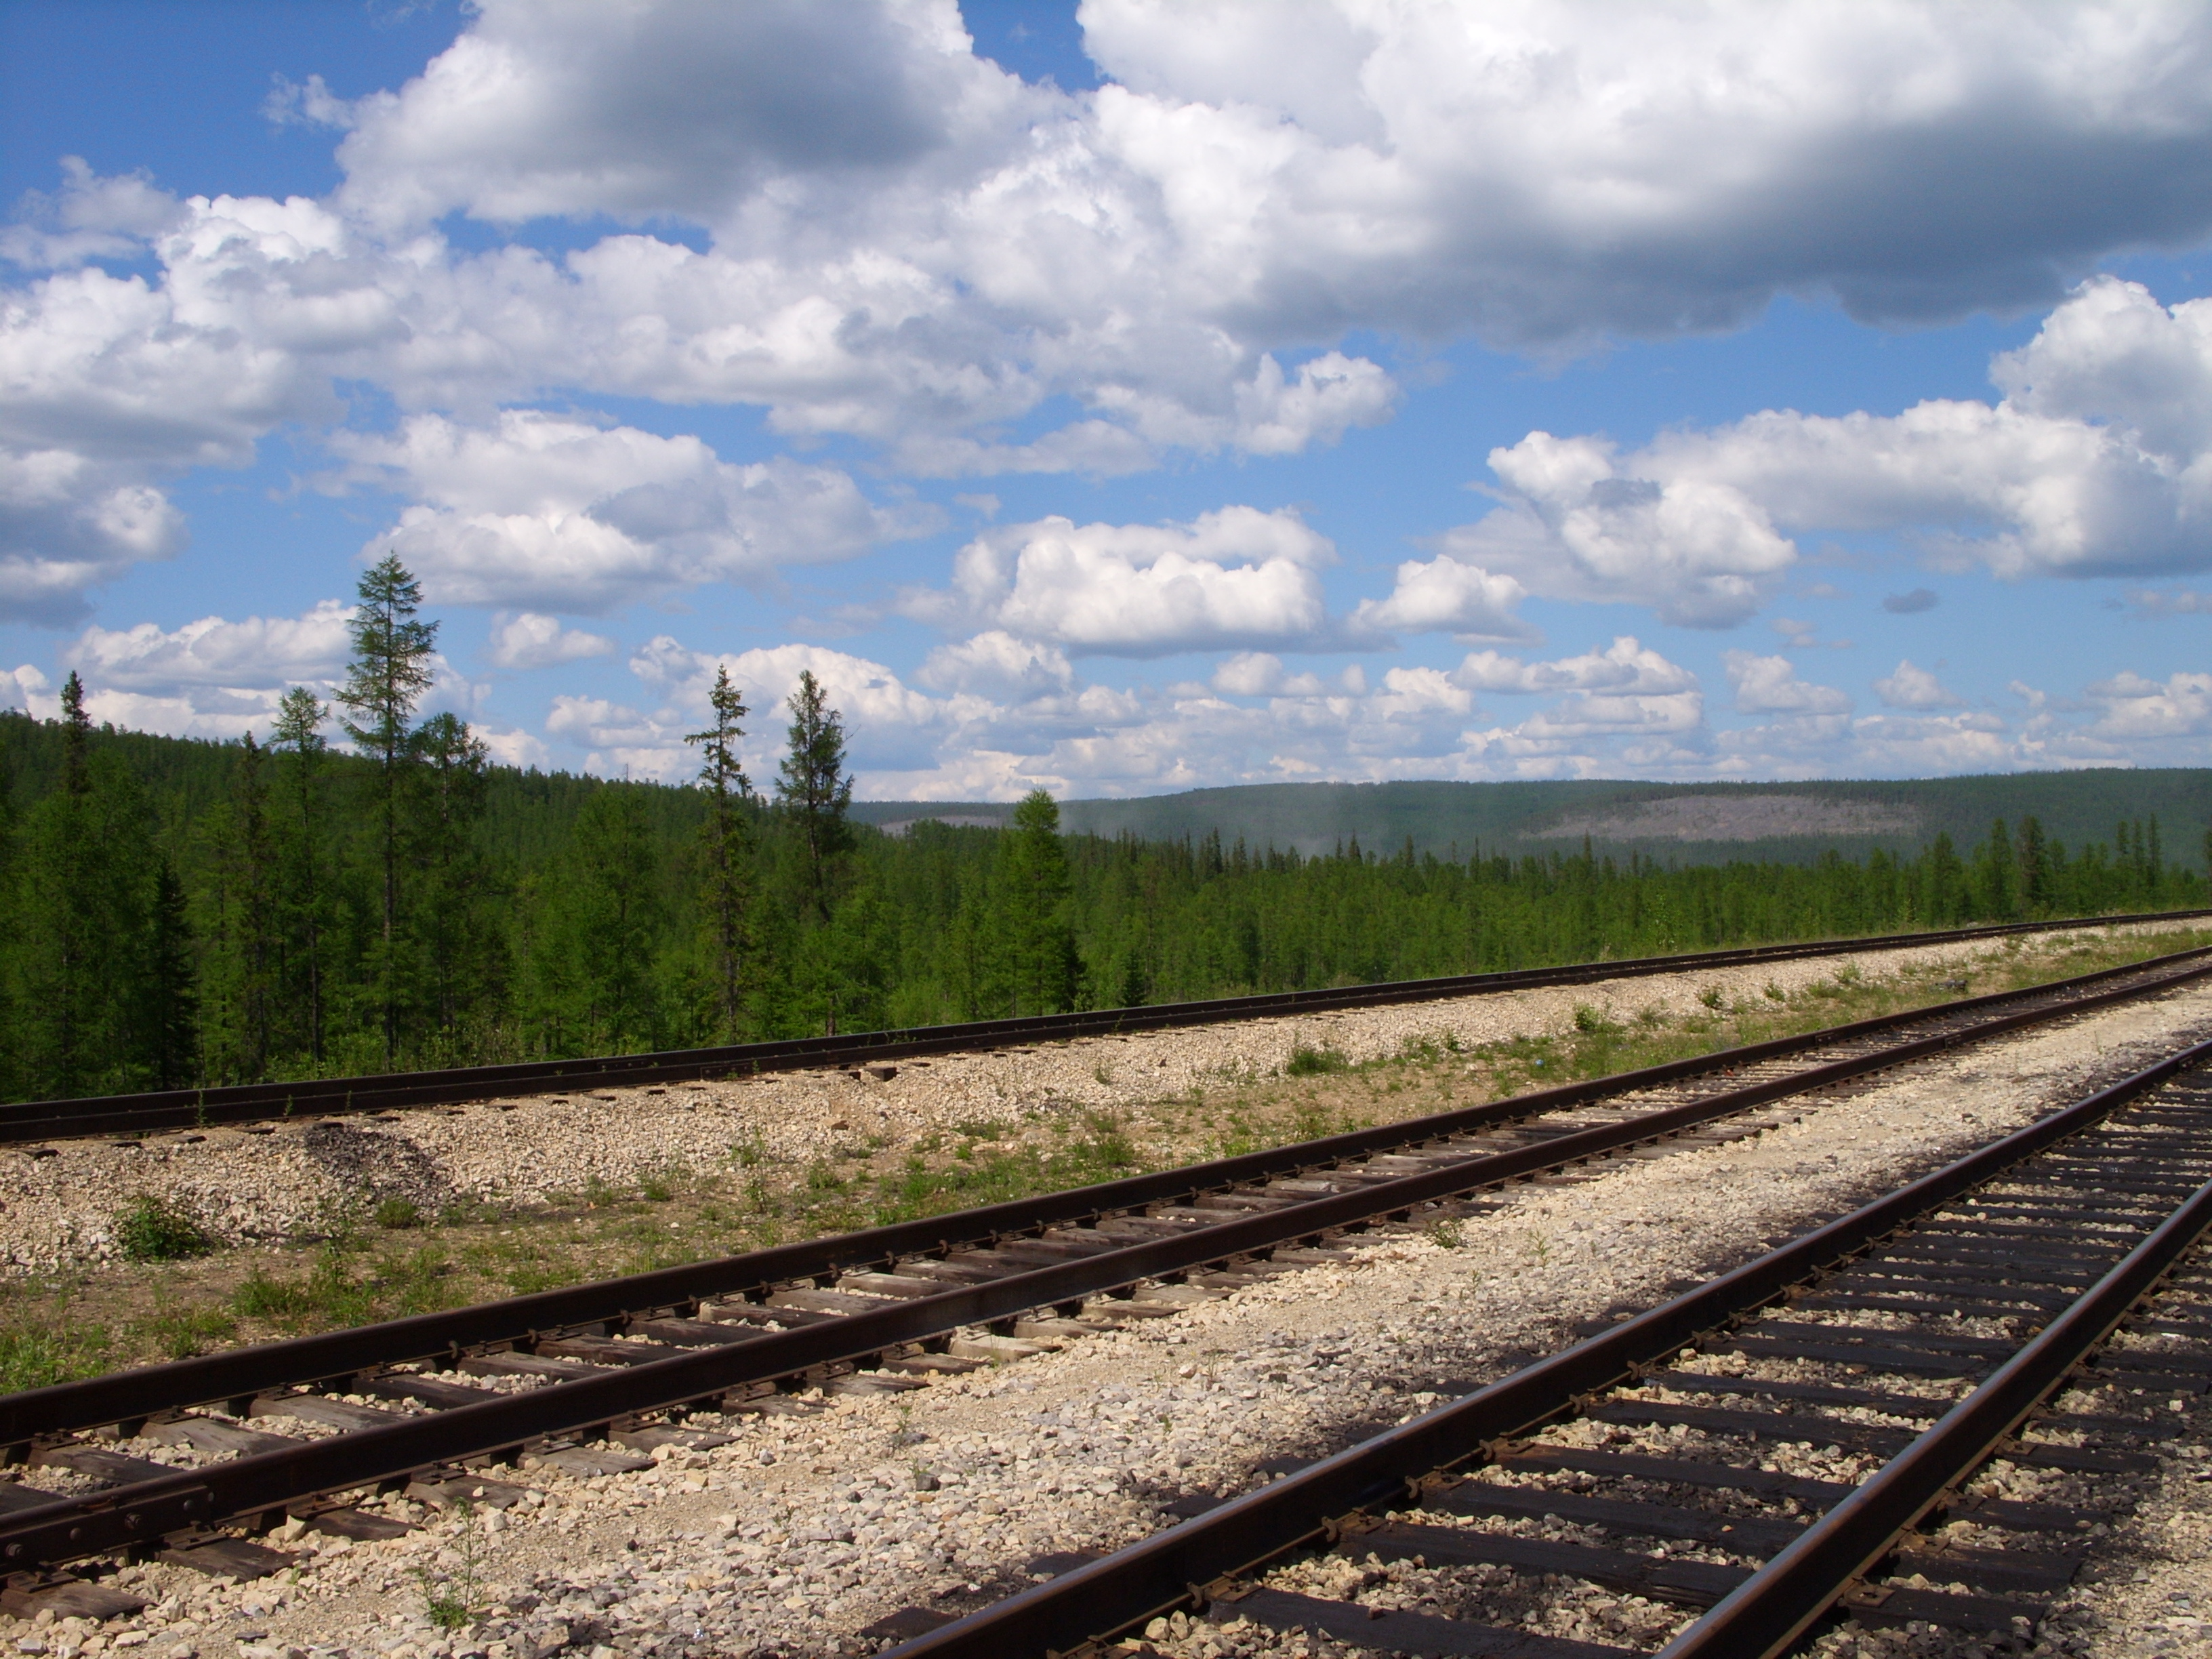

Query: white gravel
left=1, top=921, right=2196, bottom=1277
left=11, top=959, right=2210, bottom=1659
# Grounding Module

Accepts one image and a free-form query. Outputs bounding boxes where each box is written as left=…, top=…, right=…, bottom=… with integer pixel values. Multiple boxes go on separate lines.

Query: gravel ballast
left=9, top=959, right=2212, bottom=1658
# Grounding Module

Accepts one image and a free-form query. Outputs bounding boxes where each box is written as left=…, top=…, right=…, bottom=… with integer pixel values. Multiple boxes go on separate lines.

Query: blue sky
left=4, top=0, right=2211, bottom=797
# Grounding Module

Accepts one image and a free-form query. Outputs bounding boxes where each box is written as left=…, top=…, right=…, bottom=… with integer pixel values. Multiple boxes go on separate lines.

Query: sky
left=3, top=0, right=2212, bottom=800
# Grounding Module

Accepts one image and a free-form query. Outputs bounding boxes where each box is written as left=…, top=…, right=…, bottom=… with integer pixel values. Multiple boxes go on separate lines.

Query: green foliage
left=114, top=1194, right=214, bottom=1262
left=1285, top=1044, right=1350, bottom=1077
left=0, top=1325, right=109, bottom=1392
left=776, top=669, right=853, bottom=924
left=142, top=1307, right=237, bottom=1359
left=415, top=1498, right=483, bottom=1631
left=1, top=630, right=2207, bottom=1113
left=686, top=665, right=754, bottom=1040
left=374, top=1197, right=423, bottom=1230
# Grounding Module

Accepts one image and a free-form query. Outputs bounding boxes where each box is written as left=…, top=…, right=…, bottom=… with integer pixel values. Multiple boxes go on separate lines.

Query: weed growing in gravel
left=374, top=1197, right=423, bottom=1229
left=417, top=1500, right=483, bottom=1631
left=1698, top=985, right=1725, bottom=1008
left=114, top=1195, right=214, bottom=1263
left=1425, top=1218, right=1465, bottom=1250
left=1285, top=1043, right=1349, bottom=1077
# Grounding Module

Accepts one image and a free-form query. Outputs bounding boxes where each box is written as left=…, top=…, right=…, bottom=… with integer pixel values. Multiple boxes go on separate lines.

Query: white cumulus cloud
left=1873, top=659, right=1965, bottom=710
left=1444, top=279, right=2212, bottom=627
left=912, top=506, right=1336, bottom=655
left=1723, top=651, right=1853, bottom=716
left=339, top=412, right=926, bottom=612
left=1351, top=554, right=1534, bottom=643
left=486, top=611, right=617, bottom=670
left=64, top=600, right=353, bottom=690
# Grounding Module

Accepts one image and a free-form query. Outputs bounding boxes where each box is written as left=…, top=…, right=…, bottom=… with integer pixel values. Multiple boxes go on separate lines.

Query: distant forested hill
left=856, top=773, right=2212, bottom=867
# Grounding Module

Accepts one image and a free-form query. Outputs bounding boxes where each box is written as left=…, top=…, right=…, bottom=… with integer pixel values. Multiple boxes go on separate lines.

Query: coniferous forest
left=0, top=557, right=2205, bottom=1107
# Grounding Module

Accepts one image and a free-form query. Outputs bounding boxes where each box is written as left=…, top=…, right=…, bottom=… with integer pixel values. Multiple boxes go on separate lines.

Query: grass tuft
left=114, top=1195, right=214, bottom=1263
left=1284, top=1044, right=1349, bottom=1077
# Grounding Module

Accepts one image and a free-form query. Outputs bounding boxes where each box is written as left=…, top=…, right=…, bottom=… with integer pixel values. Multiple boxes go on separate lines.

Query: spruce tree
left=684, top=665, right=754, bottom=1040
left=10, top=674, right=101, bottom=1097
left=412, top=710, right=499, bottom=1055
left=270, top=687, right=330, bottom=1063
left=228, top=731, right=278, bottom=1077
left=8, top=674, right=157, bottom=1098
left=527, top=786, right=661, bottom=1053
left=775, top=670, right=852, bottom=922
left=1001, top=787, right=1080, bottom=1014
left=139, top=855, right=197, bottom=1089
left=336, top=554, right=438, bottom=1066
left=2016, top=815, right=2050, bottom=914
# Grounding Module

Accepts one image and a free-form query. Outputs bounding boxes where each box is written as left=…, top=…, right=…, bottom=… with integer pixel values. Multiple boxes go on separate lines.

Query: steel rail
left=876, top=1036, right=2212, bottom=1659
left=4, top=909, right=2204, bottom=1145
left=5, top=960, right=2211, bottom=1579
left=7, top=941, right=2209, bottom=1453
left=1658, top=1168, right=2212, bottom=1657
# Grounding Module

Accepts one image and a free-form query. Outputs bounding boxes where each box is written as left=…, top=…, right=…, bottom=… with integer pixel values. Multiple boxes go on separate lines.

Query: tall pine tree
left=685, top=665, right=754, bottom=1040
left=412, top=710, right=501, bottom=1057
left=775, top=670, right=851, bottom=923
left=1000, top=788, right=1081, bottom=1015
left=271, top=687, right=331, bottom=1064
left=335, top=554, right=437, bottom=1067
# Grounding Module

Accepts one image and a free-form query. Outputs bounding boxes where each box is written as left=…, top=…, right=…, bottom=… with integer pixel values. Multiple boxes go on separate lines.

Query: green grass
left=230, top=1239, right=459, bottom=1332
left=0, top=1326, right=110, bottom=1392
left=114, top=1195, right=213, bottom=1263
left=1284, top=1044, right=1350, bottom=1077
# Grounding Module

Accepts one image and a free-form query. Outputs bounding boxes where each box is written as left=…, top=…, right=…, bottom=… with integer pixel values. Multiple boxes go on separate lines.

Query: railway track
left=4, top=909, right=2204, bottom=1146
left=886, top=1032, right=2212, bottom=1659
left=3, top=940, right=2211, bottom=1626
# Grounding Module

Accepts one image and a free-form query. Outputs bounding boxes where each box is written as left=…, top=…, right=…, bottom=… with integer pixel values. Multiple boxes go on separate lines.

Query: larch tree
left=335, top=554, right=438, bottom=1067
left=685, top=665, right=754, bottom=1040
left=775, top=670, right=852, bottom=923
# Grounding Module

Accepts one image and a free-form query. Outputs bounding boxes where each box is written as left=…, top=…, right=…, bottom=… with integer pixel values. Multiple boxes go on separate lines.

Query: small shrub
left=115, top=1195, right=213, bottom=1263
left=1572, top=1004, right=1616, bottom=1035
left=1698, top=985, right=1725, bottom=1009
left=1285, top=1044, right=1349, bottom=1077
left=1763, top=981, right=1787, bottom=1002
left=374, top=1197, right=423, bottom=1230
